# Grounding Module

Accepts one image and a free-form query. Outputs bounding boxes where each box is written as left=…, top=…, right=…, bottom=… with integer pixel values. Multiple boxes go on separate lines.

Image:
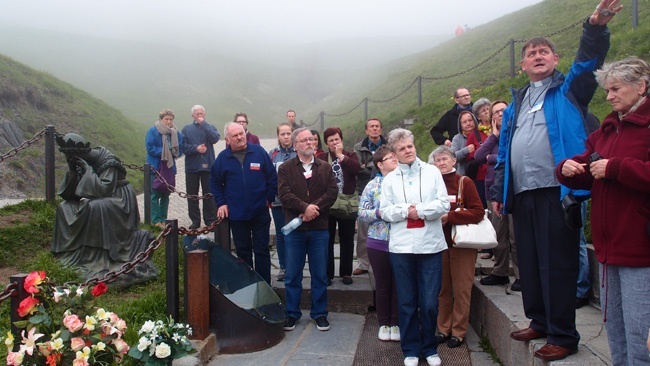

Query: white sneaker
left=378, top=325, right=391, bottom=341
left=390, top=326, right=400, bottom=341
left=404, top=356, right=419, bottom=366
left=426, top=354, right=441, bottom=366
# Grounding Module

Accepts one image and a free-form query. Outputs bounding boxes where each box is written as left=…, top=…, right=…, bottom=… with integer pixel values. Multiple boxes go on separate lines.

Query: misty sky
left=4, top=0, right=543, bottom=44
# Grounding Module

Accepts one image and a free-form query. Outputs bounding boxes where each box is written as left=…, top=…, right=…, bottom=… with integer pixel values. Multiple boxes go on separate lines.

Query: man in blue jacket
left=490, top=1, right=619, bottom=361
left=182, top=105, right=221, bottom=229
left=211, top=122, right=278, bottom=284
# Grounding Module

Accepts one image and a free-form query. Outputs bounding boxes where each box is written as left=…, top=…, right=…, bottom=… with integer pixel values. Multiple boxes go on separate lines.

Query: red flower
left=46, top=353, right=61, bottom=366
left=17, top=296, right=40, bottom=317
left=91, top=282, right=107, bottom=297
left=24, top=271, right=46, bottom=294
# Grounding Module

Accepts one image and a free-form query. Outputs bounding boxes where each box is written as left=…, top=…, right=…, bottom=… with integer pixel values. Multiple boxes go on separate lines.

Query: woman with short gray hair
left=557, top=56, right=650, bottom=365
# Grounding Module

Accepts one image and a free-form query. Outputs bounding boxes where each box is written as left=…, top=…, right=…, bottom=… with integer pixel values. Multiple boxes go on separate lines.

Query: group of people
left=142, top=1, right=650, bottom=364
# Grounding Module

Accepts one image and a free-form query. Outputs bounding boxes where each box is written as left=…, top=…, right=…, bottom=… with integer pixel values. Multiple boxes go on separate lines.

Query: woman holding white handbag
left=429, top=145, right=484, bottom=348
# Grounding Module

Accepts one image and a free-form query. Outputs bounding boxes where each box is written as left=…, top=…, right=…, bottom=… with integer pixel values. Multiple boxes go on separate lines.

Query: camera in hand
left=562, top=193, right=582, bottom=230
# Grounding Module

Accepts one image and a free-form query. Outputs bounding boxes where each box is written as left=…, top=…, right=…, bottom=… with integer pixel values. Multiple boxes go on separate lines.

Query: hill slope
left=0, top=55, right=148, bottom=197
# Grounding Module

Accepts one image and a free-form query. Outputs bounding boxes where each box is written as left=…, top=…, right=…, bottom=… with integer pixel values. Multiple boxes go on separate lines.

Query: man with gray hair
left=211, top=122, right=277, bottom=283
left=278, top=127, right=338, bottom=332
left=182, top=105, right=220, bottom=229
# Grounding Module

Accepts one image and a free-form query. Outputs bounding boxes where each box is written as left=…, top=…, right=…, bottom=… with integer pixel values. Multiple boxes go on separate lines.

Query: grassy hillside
left=0, top=54, right=148, bottom=197
left=312, top=0, right=650, bottom=154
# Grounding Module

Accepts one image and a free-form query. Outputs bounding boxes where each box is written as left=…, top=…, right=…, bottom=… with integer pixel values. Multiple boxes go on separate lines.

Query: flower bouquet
left=128, top=317, right=193, bottom=366
left=3, top=271, right=129, bottom=366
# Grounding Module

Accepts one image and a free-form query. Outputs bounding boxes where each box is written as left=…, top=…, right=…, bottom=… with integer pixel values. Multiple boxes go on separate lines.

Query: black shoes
left=448, top=336, right=464, bottom=348
left=326, top=278, right=332, bottom=286
left=342, top=276, right=353, bottom=285
left=575, top=297, right=590, bottom=309
left=435, top=333, right=449, bottom=345
left=510, top=279, right=522, bottom=292
left=284, top=317, right=297, bottom=331
left=315, top=316, right=330, bottom=331
left=480, top=274, right=510, bottom=286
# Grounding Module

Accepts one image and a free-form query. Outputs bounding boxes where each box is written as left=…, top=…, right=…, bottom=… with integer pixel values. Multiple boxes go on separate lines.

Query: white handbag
left=451, top=177, right=498, bottom=249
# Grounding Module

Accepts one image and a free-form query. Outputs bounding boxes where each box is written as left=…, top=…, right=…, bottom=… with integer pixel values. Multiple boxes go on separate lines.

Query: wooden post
left=185, top=250, right=210, bottom=339
left=417, top=76, right=422, bottom=106
left=509, top=38, right=516, bottom=78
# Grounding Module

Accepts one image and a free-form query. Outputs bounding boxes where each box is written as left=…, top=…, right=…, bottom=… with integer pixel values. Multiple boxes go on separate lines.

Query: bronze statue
left=52, top=133, right=158, bottom=286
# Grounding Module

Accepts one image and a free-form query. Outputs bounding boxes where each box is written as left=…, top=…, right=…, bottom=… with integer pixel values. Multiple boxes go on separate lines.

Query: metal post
left=509, top=39, right=516, bottom=78
left=320, top=111, right=325, bottom=132
left=143, top=163, right=151, bottom=224
left=10, top=274, right=28, bottom=344
left=417, top=76, right=422, bottom=106
left=632, top=0, right=638, bottom=29
left=165, top=219, right=179, bottom=321
left=44, top=126, right=56, bottom=202
left=364, top=98, right=368, bottom=122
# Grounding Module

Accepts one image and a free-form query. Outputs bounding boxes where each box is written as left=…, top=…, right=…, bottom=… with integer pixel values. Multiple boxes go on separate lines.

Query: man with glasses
left=430, top=88, right=473, bottom=146
left=234, top=112, right=260, bottom=145
left=278, top=127, right=338, bottom=332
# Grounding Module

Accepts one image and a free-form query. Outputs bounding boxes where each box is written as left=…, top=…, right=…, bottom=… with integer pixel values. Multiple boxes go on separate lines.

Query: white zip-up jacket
left=380, top=158, right=450, bottom=254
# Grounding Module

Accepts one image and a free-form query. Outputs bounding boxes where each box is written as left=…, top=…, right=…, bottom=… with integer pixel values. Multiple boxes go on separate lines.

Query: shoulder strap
left=473, top=128, right=482, bottom=145
left=456, top=176, right=465, bottom=207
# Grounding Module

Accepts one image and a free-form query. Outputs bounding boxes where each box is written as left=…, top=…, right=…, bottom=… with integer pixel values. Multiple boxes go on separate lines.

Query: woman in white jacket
left=380, top=128, right=450, bottom=366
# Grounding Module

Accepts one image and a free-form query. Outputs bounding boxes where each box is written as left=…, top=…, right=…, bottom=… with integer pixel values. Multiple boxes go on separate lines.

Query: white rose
left=155, top=342, right=171, bottom=359
left=137, top=337, right=151, bottom=352
left=140, top=320, right=156, bottom=334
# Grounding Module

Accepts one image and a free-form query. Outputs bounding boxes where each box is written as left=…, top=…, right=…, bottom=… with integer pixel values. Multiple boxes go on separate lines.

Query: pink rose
left=63, top=315, right=84, bottom=332
left=6, top=351, right=24, bottom=366
left=70, top=337, right=85, bottom=352
left=113, top=338, right=129, bottom=354
left=73, top=358, right=89, bottom=366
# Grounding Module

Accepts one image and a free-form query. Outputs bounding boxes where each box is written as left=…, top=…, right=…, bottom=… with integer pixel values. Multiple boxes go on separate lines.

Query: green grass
left=0, top=200, right=182, bottom=365
left=480, top=336, right=503, bottom=365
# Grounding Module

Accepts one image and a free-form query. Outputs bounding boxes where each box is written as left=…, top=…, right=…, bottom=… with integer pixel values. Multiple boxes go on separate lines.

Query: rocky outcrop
left=0, top=119, right=26, bottom=150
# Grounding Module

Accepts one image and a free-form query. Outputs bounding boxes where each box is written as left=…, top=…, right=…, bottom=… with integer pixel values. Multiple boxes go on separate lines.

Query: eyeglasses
left=456, top=94, right=471, bottom=98
left=297, top=137, right=316, bottom=144
left=236, top=120, right=248, bottom=124
left=381, top=155, right=397, bottom=162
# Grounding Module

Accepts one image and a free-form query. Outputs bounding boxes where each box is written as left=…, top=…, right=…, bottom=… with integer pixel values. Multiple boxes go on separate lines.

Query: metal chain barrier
left=0, top=282, right=18, bottom=304
left=70, top=218, right=223, bottom=288
left=368, top=77, right=420, bottom=103
left=313, top=16, right=585, bottom=121
left=0, top=128, right=48, bottom=163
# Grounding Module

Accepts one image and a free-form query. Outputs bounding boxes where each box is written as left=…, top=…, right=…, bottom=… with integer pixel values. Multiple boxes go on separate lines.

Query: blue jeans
left=271, top=206, right=286, bottom=269
left=390, top=252, right=442, bottom=359
left=599, top=264, right=650, bottom=366
left=284, top=229, right=329, bottom=320
left=229, top=211, right=272, bottom=284
left=577, top=201, right=590, bottom=298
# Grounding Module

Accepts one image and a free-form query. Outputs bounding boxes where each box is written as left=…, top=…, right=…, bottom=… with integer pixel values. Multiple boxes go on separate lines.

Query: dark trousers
left=511, top=187, right=580, bottom=349
left=327, top=216, right=356, bottom=279
left=368, top=247, right=399, bottom=327
left=185, top=171, right=217, bottom=227
left=229, top=212, right=272, bottom=284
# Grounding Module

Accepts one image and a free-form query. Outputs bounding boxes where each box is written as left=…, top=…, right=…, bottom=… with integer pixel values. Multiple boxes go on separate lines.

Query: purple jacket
left=473, top=134, right=500, bottom=200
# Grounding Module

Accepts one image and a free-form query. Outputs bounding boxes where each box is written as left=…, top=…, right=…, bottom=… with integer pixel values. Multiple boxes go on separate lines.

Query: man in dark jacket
left=353, top=118, right=387, bottom=275
left=278, top=127, right=338, bottom=332
left=181, top=105, right=220, bottom=229
left=490, top=2, right=618, bottom=361
left=211, top=122, right=277, bottom=284
left=429, top=88, right=472, bottom=146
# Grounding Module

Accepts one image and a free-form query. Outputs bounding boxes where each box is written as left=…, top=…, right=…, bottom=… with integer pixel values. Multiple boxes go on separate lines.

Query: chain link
left=0, top=128, right=48, bottom=163
left=0, top=281, right=18, bottom=303
left=368, top=77, right=420, bottom=103
left=323, top=98, right=366, bottom=118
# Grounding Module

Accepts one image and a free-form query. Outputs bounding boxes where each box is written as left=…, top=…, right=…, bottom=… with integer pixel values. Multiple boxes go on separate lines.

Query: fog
left=3, top=0, right=542, bottom=46
left=0, top=0, right=545, bottom=134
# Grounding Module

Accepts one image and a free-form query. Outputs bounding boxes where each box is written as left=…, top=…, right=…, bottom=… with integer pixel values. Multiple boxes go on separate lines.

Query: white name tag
left=529, top=101, right=543, bottom=113
left=304, top=171, right=312, bottom=179
left=250, top=162, right=260, bottom=170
